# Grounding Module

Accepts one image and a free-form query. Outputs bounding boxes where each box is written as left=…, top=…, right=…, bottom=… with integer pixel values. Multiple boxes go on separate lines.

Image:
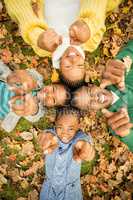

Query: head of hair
left=56, top=106, right=81, bottom=122
left=59, top=71, right=84, bottom=89
left=60, top=84, right=71, bottom=106
left=71, top=86, right=88, bottom=111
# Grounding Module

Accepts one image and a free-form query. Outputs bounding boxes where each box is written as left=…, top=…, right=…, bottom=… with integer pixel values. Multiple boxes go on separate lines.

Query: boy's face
left=74, top=85, right=113, bottom=110
left=60, top=47, right=85, bottom=83
left=38, top=84, right=68, bottom=107
left=56, top=114, right=79, bottom=143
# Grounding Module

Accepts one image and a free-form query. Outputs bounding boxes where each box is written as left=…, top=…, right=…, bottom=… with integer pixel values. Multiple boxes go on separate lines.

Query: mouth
left=98, top=93, right=108, bottom=104
left=68, top=52, right=77, bottom=57
left=61, top=137, right=70, bottom=143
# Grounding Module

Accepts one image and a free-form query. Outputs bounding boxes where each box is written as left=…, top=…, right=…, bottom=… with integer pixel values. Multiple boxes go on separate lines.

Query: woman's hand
left=102, top=108, right=133, bottom=137
left=100, top=59, right=126, bottom=91
left=69, top=20, right=90, bottom=45
left=7, top=70, right=37, bottom=95
left=10, top=94, right=38, bottom=116
left=38, top=28, right=62, bottom=52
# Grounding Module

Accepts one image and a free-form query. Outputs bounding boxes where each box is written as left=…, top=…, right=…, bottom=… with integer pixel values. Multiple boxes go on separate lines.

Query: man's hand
left=37, top=28, right=62, bottom=52
left=100, top=59, right=126, bottom=91
left=7, top=70, right=37, bottom=95
left=102, top=108, right=133, bottom=137
left=73, top=140, right=95, bottom=163
left=38, top=132, right=58, bottom=154
left=10, top=94, right=38, bottom=116
left=69, top=20, right=90, bottom=45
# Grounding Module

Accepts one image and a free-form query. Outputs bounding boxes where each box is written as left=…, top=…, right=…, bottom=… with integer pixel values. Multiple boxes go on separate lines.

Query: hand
left=100, top=59, right=126, bottom=91
left=102, top=108, right=133, bottom=137
left=10, top=94, right=38, bottom=116
left=69, top=20, right=90, bottom=45
left=38, top=132, right=58, bottom=154
left=7, top=70, right=37, bottom=95
left=37, top=28, right=62, bottom=52
left=73, top=140, right=95, bottom=163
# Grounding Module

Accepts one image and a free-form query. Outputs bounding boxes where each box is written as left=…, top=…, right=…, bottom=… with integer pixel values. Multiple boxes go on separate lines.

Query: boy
left=0, top=61, right=70, bottom=132
left=71, top=40, right=133, bottom=152
left=38, top=107, right=95, bottom=200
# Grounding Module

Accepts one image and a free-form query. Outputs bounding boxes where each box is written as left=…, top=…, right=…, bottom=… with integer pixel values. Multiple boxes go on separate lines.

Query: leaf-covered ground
left=0, top=0, right=133, bottom=199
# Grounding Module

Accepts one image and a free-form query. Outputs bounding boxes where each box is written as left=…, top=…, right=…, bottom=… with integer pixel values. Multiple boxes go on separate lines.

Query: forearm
left=79, top=0, right=107, bottom=39
left=4, top=0, right=50, bottom=57
left=109, top=127, right=133, bottom=152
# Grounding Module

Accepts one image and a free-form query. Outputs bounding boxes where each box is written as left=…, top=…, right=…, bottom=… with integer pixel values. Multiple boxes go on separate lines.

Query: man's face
left=38, top=84, right=68, bottom=107
left=73, top=85, right=113, bottom=110
left=60, top=47, right=85, bottom=83
left=56, top=114, right=79, bottom=143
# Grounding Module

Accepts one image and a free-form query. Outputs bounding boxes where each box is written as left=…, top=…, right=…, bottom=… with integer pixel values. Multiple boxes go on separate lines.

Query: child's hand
left=102, top=108, right=133, bottom=137
left=100, top=59, right=126, bottom=91
left=37, top=28, right=62, bottom=52
left=7, top=70, right=37, bottom=95
left=10, top=94, right=38, bottom=116
left=38, top=132, right=58, bottom=154
left=69, top=20, right=90, bottom=45
left=73, top=140, right=95, bottom=163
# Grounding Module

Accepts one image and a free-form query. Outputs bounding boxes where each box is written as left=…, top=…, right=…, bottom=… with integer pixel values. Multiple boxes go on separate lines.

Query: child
left=0, top=61, right=70, bottom=132
left=71, top=40, right=133, bottom=152
left=4, top=0, right=122, bottom=57
left=52, top=38, right=85, bottom=88
left=38, top=107, right=95, bottom=200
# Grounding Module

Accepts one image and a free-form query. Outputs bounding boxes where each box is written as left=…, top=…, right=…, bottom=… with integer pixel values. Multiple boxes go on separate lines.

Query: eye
left=64, top=65, right=71, bottom=69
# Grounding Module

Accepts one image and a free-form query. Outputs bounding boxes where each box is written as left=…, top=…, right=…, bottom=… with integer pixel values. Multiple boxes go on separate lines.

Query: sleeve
left=0, top=60, right=12, bottom=82
left=79, top=0, right=107, bottom=52
left=26, top=69, right=44, bottom=88
left=1, top=111, right=21, bottom=132
left=115, top=40, right=133, bottom=88
left=25, top=102, right=45, bottom=123
left=116, top=40, right=133, bottom=61
left=4, top=0, right=51, bottom=57
left=109, top=127, right=133, bottom=152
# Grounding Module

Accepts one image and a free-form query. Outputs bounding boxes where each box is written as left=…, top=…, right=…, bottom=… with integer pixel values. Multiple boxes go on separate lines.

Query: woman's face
left=73, top=85, right=113, bottom=110
left=60, top=47, right=85, bottom=83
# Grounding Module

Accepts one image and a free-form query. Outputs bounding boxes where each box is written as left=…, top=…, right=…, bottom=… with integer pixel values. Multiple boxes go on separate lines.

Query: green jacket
left=107, top=40, right=133, bottom=152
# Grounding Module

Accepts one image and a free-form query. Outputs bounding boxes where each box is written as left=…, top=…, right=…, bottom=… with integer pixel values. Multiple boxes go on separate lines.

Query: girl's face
left=56, top=114, right=79, bottom=143
left=38, top=84, right=68, bottom=107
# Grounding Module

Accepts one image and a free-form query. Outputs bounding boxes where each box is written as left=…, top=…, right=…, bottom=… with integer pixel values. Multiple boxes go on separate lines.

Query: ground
left=0, top=0, right=133, bottom=199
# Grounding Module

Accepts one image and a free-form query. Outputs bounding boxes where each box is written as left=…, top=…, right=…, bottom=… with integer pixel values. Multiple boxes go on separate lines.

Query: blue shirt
left=40, top=128, right=93, bottom=200
left=0, top=81, right=15, bottom=119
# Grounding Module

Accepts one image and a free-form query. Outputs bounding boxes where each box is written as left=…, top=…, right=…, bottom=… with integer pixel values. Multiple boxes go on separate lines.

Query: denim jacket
left=40, top=128, right=93, bottom=200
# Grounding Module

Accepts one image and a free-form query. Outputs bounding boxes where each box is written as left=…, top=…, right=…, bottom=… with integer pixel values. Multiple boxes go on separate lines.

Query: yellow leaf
left=51, top=69, right=59, bottom=83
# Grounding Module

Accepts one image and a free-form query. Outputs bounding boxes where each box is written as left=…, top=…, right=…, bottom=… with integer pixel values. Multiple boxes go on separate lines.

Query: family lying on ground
left=0, top=0, right=133, bottom=199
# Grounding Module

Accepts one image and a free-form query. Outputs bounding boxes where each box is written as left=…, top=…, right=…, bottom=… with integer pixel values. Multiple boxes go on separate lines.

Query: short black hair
left=59, top=71, right=84, bottom=89
left=70, top=86, right=89, bottom=112
left=61, top=84, right=71, bottom=106
left=56, top=106, right=81, bottom=122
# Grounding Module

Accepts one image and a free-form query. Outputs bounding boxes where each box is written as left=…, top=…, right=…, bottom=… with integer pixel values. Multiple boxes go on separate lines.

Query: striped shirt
left=0, top=81, right=15, bottom=120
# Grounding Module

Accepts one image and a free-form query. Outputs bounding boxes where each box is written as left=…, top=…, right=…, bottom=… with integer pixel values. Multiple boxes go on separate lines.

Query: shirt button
left=71, top=183, right=75, bottom=187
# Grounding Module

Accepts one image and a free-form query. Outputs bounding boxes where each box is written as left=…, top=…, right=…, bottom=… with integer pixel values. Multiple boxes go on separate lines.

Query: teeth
left=99, top=94, right=105, bottom=103
left=68, top=52, right=76, bottom=56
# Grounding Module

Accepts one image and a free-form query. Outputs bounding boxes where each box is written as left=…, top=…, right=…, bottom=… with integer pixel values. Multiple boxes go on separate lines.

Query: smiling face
left=72, top=85, right=113, bottom=111
left=60, top=46, right=85, bottom=86
left=38, top=84, right=69, bottom=107
left=56, top=113, right=79, bottom=143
